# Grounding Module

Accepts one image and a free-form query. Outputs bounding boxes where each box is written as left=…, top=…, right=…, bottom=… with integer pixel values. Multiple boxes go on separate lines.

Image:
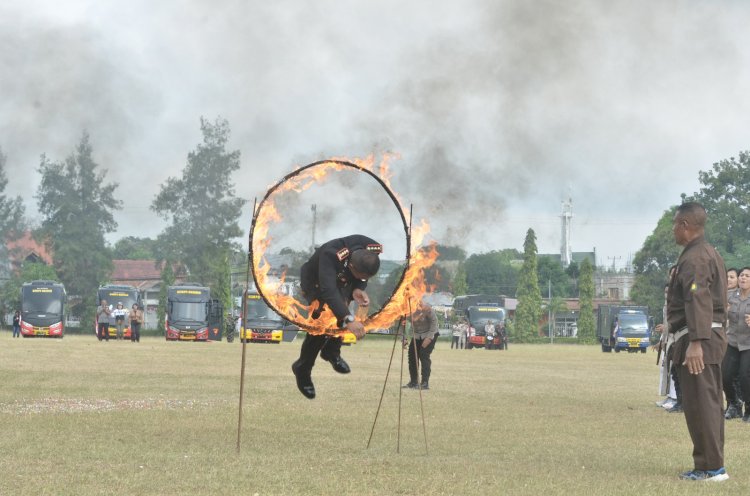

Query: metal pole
left=310, top=204, right=317, bottom=253
left=549, top=280, right=553, bottom=344
left=237, top=198, right=257, bottom=454
left=367, top=316, right=405, bottom=450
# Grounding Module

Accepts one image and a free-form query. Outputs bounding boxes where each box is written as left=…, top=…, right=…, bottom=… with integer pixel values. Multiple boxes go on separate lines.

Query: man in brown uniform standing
left=667, top=202, right=729, bottom=482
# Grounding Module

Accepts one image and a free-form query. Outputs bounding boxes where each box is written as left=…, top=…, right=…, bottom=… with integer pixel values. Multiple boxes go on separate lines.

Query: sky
left=1, top=0, right=749, bottom=269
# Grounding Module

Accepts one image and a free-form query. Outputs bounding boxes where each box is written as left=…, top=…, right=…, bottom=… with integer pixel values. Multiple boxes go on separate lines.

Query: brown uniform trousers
left=668, top=236, right=728, bottom=471
left=674, top=327, right=727, bottom=470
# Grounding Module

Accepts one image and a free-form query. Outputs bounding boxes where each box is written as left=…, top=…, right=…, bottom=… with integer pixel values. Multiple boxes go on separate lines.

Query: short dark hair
left=728, top=267, right=739, bottom=277
left=675, top=202, right=707, bottom=227
left=351, top=249, right=380, bottom=277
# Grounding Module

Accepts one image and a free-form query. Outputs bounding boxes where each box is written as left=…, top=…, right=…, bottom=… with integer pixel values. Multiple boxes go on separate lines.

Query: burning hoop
left=249, top=158, right=434, bottom=335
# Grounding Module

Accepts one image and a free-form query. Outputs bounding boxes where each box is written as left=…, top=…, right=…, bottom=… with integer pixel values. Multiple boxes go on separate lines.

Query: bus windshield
left=22, top=287, right=64, bottom=314
left=468, top=307, right=505, bottom=331
left=245, top=296, right=279, bottom=321
left=98, top=290, right=138, bottom=311
left=618, top=313, right=648, bottom=337
left=170, top=301, right=208, bottom=323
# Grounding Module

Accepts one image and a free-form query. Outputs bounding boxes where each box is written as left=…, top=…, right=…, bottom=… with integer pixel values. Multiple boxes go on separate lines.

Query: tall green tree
left=0, top=147, right=26, bottom=287
left=464, top=249, right=521, bottom=295
left=1, top=262, right=59, bottom=313
left=514, top=229, right=542, bottom=341
left=111, top=236, right=158, bottom=260
left=157, top=261, right=175, bottom=334
left=0, top=147, right=25, bottom=240
left=536, top=256, right=572, bottom=297
left=452, top=263, right=468, bottom=295
left=689, top=150, right=750, bottom=257
left=35, top=133, right=120, bottom=324
left=630, top=209, right=681, bottom=322
left=577, top=258, right=596, bottom=341
left=151, top=117, right=246, bottom=302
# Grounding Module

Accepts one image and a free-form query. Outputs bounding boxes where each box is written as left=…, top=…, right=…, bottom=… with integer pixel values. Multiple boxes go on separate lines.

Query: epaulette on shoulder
left=366, top=244, right=383, bottom=253
left=336, top=247, right=350, bottom=262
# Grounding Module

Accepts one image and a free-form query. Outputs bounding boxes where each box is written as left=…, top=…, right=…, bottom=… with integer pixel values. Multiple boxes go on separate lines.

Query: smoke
left=1, top=0, right=749, bottom=263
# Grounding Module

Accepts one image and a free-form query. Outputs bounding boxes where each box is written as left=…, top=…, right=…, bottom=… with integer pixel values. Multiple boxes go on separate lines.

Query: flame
left=251, top=156, right=437, bottom=335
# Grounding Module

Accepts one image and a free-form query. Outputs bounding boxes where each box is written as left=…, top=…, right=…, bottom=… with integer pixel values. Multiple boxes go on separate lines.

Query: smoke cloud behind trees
left=1, top=0, right=748, bottom=267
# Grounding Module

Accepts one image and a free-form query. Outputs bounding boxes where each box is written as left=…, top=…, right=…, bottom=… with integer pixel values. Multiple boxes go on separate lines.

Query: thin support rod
left=237, top=198, right=257, bottom=454
left=398, top=307, right=408, bottom=453
left=407, top=295, right=429, bottom=456
left=366, top=315, right=406, bottom=450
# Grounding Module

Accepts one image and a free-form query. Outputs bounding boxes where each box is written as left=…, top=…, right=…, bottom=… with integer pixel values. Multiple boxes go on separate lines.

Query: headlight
left=616, top=337, right=627, bottom=343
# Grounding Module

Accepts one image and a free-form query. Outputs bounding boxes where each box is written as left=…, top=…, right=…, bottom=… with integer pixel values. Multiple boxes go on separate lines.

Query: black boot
left=292, top=360, right=316, bottom=399
left=419, top=381, right=429, bottom=390
left=725, top=402, right=742, bottom=420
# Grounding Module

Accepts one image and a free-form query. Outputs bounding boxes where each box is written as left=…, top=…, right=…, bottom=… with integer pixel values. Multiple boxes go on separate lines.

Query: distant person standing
left=403, top=301, right=439, bottom=390
left=451, top=321, right=461, bottom=349
left=667, top=202, right=728, bottom=481
left=96, top=299, right=111, bottom=341
left=129, top=304, right=143, bottom=343
left=112, top=302, right=128, bottom=340
left=484, top=321, right=496, bottom=349
left=721, top=266, right=750, bottom=421
left=723, top=267, right=743, bottom=418
left=12, top=310, right=21, bottom=338
left=458, top=318, right=468, bottom=350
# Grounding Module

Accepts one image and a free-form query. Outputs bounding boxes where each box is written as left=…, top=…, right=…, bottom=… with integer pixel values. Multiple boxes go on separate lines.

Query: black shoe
left=291, top=360, right=315, bottom=399
left=667, top=402, right=683, bottom=413
left=323, top=355, right=351, bottom=374
left=420, top=382, right=429, bottom=390
left=402, top=382, right=417, bottom=389
left=725, top=403, right=742, bottom=420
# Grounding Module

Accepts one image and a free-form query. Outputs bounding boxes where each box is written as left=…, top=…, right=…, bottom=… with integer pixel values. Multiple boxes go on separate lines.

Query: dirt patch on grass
left=0, top=397, right=226, bottom=415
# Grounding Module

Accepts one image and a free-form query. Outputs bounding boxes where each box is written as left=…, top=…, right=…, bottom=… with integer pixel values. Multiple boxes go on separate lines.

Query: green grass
left=1, top=334, right=749, bottom=495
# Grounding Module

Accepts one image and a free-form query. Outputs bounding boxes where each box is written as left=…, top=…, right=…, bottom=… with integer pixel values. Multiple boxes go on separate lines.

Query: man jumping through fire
left=292, top=234, right=382, bottom=399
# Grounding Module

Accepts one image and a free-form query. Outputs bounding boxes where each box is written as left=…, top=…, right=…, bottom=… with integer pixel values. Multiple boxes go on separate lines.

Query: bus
left=20, top=280, right=66, bottom=338
left=453, top=295, right=507, bottom=349
left=96, top=284, right=141, bottom=339
left=240, top=291, right=288, bottom=343
left=239, top=291, right=355, bottom=344
left=166, top=284, right=221, bottom=341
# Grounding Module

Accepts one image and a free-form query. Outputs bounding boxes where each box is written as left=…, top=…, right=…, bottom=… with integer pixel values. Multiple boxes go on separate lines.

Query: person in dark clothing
left=667, top=202, right=729, bottom=482
left=96, top=300, right=111, bottom=341
left=12, top=310, right=21, bottom=338
left=129, top=304, right=143, bottom=343
left=291, top=234, right=382, bottom=399
left=403, top=301, right=439, bottom=390
left=721, top=266, right=750, bottom=421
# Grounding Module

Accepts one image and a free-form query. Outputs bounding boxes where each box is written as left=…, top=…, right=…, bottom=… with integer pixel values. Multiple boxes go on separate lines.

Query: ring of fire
left=249, top=158, right=416, bottom=335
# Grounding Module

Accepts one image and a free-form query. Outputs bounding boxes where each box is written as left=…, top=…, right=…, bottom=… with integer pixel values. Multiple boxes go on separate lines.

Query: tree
left=0, top=262, right=58, bottom=315
left=0, top=147, right=26, bottom=286
left=111, top=236, right=158, bottom=260
left=35, top=132, right=120, bottom=325
left=434, top=244, right=466, bottom=261
left=151, top=117, right=246, bottom=301
left=536, top=256, right=572, bottom=297
left=630, top=209, right=681, bottom=322
left=577, top=258, right=596, bottom=341
left=0, top=147, right=25, bottom=240
left=544, top=296, right=569, bottom=337
left=157, top=261, right=175, bottom=334
left=452, top=263, right=468, bottom=295
left=689, top=150, right=750, bottom=256
left=514, top=229, right=542, bottom=341
left=464, top=249, right=521, bottom=295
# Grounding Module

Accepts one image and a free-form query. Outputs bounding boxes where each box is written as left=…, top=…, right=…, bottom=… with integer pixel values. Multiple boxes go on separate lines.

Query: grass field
left=1, top=334, right=749, bottom=495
